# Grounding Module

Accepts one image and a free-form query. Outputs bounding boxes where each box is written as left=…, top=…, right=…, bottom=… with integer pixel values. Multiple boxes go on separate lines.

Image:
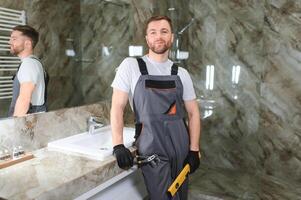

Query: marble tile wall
left=186, top=0, right=266, bottom=171
left=181, top=0, right=301, bottom=198
left=261, top=0, right=301, bottom=188
left=0, top=101, right=134, bottom=152
left=0, top=101, right=107, bottom=152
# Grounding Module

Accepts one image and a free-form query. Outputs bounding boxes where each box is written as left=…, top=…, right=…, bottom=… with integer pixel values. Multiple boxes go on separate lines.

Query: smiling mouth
left=155, top=41, right=165, bottom=45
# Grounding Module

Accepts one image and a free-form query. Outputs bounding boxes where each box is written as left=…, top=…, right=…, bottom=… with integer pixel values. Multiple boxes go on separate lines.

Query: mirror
left=0, top=0, right=135, bottom=118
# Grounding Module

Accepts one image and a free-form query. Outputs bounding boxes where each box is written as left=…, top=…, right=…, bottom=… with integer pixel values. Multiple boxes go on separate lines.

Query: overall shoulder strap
left=171, top=63, right=178, bottom=75
left=29, top=56, right=40, bottom=61
left=29, top=56, right=49, bottom=103
left=136, top=58, right=148, bottom=75
left=12, top=62, right=21, bottom=80
left=29, top=56, right=43, bottom=66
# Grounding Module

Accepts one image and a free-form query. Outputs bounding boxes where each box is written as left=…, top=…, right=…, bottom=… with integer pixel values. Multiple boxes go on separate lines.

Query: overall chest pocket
left=144, top=79, right=177, bottom=115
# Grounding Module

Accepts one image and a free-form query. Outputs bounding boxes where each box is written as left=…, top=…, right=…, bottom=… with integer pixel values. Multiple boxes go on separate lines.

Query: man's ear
left=24, top=39, right=32, bottom=49
left=171, top=33, right=174, bottom=43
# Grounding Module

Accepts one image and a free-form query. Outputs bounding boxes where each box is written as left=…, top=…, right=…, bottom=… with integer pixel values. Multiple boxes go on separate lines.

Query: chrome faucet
left=88, top=116, right=105, bottom=135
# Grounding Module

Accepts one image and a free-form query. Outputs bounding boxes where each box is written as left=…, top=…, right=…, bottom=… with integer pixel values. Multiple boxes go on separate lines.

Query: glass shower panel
left=166, top=0, right=266, bottom=198
left=78, top=0, right=132, bottom=104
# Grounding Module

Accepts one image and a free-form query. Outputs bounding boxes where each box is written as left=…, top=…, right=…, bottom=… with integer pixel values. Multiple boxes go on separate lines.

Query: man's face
left=9, top=30, right=28, bottom=56
left=145, top=20, right=173, bottom=54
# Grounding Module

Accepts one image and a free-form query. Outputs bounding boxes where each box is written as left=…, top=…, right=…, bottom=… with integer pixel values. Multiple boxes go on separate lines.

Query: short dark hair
left=145, top=15, right=173, bottom=35
left=12, top=25, right=39, bottom=48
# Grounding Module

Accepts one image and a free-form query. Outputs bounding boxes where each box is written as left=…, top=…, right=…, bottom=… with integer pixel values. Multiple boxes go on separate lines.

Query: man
left=111, top=16, right=201, bottom=200
left=8, top=25, right=47, bottom=117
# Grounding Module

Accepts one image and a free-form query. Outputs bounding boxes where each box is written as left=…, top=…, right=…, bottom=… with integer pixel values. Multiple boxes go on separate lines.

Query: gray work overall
left=8, top=57, right=47, bottom=117
left=134, top=58, right=189, bottom=200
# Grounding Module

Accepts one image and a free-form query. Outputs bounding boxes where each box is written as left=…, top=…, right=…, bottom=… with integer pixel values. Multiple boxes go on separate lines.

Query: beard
left=10, top=45, right=24, bottom=56
left=148, top=39, right=172, bottom=54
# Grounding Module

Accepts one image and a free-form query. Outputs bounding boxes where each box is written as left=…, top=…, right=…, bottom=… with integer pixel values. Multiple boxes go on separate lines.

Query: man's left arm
left=13, top=82, right=35, bottom=117
left=183, top=99, right=201, bottom=173
left=184, top=99, right=201, bottom=151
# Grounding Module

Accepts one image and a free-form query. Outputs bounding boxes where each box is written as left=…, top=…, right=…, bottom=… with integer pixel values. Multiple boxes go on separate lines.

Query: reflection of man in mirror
left=8, top=25, right=47, bottom=117
left=111, top=16, right=201, bottom=200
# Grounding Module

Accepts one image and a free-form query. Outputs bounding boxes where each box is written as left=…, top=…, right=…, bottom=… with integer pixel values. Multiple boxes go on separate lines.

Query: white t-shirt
left=111, top=55, right=196, bottom=108
left=17, top=55, right=45, bottom=105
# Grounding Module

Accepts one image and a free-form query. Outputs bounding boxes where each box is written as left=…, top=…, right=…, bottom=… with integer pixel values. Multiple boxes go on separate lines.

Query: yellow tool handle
left=167, top=164, right=190, bottom=197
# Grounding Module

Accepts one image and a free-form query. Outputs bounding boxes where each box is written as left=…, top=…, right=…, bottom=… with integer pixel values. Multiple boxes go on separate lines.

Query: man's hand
left=183, top=150, right=200, bottom=174
left=113, top=144, right=134, bottom=169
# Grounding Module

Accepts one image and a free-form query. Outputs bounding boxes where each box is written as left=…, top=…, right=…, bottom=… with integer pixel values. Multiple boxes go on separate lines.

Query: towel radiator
left=0, top=6, right=26, bottom=100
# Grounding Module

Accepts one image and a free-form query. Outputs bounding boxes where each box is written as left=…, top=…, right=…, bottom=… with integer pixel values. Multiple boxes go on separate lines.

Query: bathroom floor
left=188, top=165, right=301, bottom=200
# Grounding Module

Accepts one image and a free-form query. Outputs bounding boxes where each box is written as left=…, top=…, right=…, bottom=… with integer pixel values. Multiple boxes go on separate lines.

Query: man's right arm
left=111, top=88, right=134, bottom=169
left=13, top=82, right=35, bottom=117
left=110, top=88, right=129, bottom=145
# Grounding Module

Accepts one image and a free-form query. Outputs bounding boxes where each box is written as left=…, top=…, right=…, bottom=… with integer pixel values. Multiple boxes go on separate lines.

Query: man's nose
left=155, top=33, right=163, bottom=39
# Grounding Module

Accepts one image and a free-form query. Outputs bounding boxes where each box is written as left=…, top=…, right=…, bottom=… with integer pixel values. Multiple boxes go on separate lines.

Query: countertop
left=0, top=147, right=128, bottom=200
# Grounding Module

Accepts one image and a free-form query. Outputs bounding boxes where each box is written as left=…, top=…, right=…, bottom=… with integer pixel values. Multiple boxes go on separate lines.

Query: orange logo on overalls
left=165, top=102, right=177, bottom=115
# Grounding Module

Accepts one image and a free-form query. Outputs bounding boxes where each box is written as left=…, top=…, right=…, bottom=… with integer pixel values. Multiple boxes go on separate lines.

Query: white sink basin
left=47, top=125, right=135, bottom=161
